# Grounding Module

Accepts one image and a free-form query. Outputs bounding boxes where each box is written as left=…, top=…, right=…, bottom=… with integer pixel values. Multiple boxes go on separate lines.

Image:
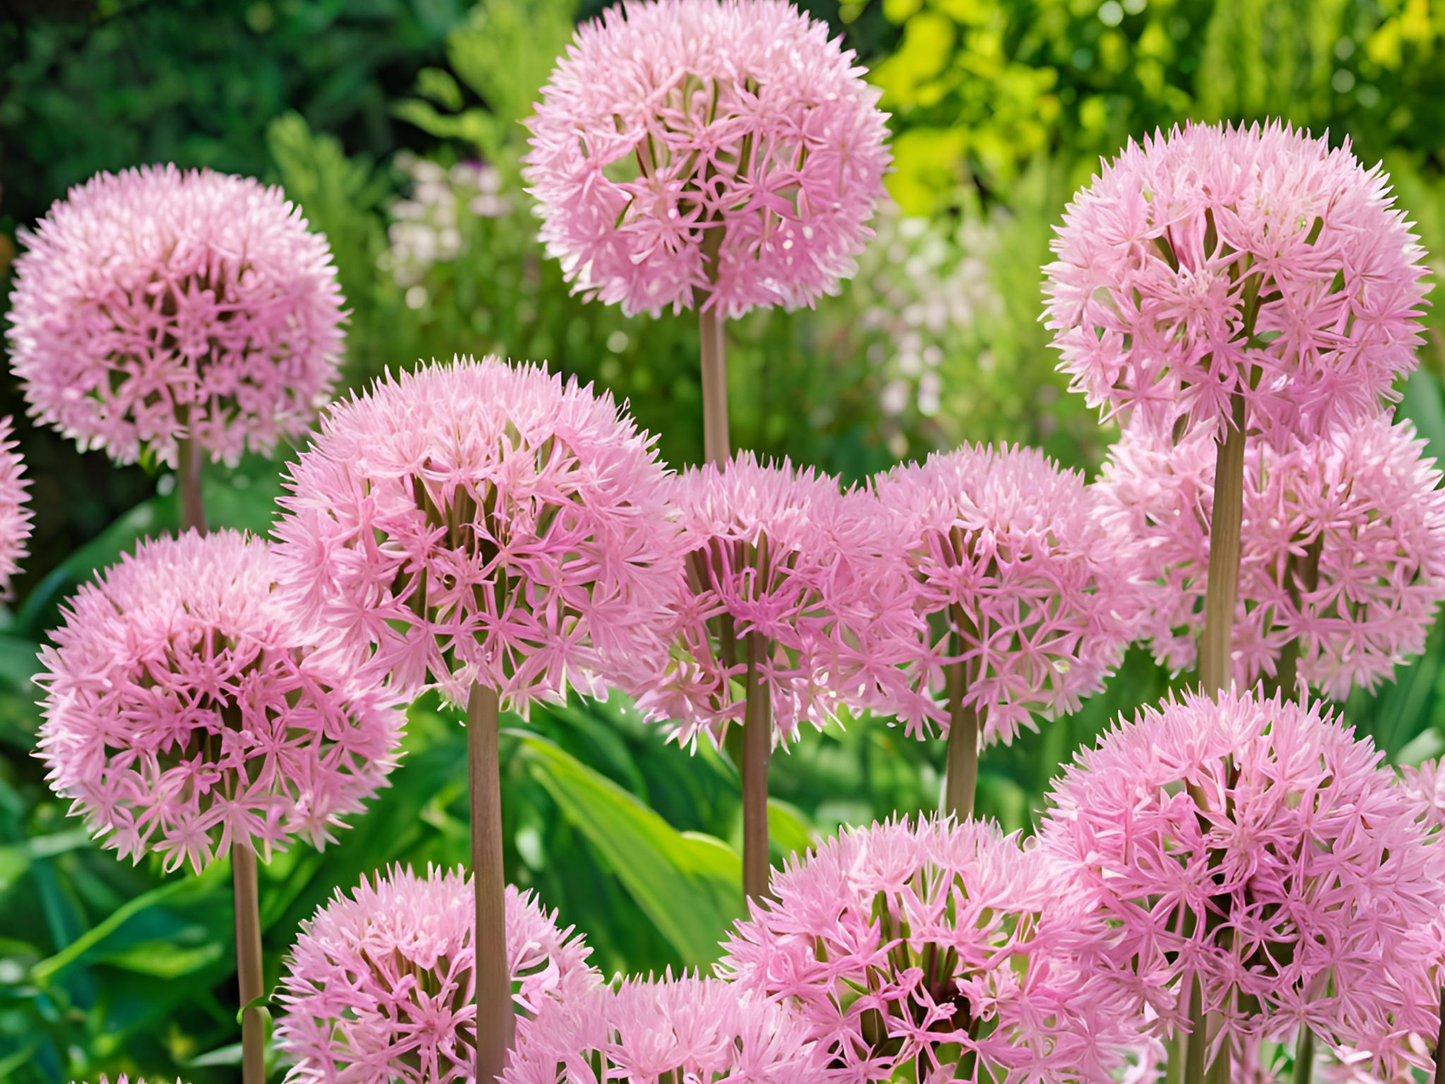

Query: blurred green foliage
left=4, top=0, right=1445, bottom=1079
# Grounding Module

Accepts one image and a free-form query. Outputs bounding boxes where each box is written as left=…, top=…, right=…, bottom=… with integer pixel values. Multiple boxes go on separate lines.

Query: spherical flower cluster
left=870, top=445, right=1141, bottom=745
left=0, top=416, right=33, bottom=599
left=1400, top=758, right=1445, bottom=831
left=7, top=164, right=347, bottom=467
left=627, top=454, right=915, bottom=745
left=35, top=530, right=404, bottom=874
left=523, top=0, right=891, bottom=318
left=1095, top=414, right=1445, bottom=696
left=277, top=865, right=598, bottom=1084
left=1039, top=689, right=1445, bottom=1079
left=1043, top=122, right=1429, bottom=444
left=503, top=972, right=828, bottom=1084
left=720, top=816, right=1153, bottom=1084
left=274, top=357, right=681, bottom=709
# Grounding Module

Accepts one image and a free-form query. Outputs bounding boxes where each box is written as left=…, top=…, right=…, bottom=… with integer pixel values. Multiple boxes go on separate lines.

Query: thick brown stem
left=943, top=695, right=979, bottom=820
left=232, top=843, right=265, bottom=1084
left=468, top=684, right=512, bottom=1083
left=741, top=627, right=773, bottom=902
left=180, top=438, right=207, bottom=536
left=1199, top=395, right=1247, bottom=693
left=699, top=307, right=730, bottom=466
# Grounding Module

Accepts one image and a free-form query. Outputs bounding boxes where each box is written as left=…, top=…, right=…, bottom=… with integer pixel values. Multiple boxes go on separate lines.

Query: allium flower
left=277, top=865, right=598, bottom=1084
left=720, top=816, right=1153, bottom=1084
left=1039, top=689, right=1445, bottom=1079
left=273, top=356, right=681, bottom=708
left=1096, top=414, right=1445, bottom=696
left=1400, top=758, right=1445, bottom=831
left=7, top=164, right=346, bottom=467
left=626, top=454, right=914, bottom=745
left=1043, top=122, right=1429, bottom=444
left=523, top=0, right=891, bottom=318
left=502, top=972, right=828, bottom=1084
left=0, top=416, right=33, bottom=599
left=868, top=445, right=1141, bottom=745
left=35, top=530, right=403, bottom=874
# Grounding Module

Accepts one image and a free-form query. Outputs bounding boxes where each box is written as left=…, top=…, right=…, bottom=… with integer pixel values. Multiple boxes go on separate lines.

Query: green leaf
left=514, top=732, right=743, bottom=966
left=0, top=633, right=40, bottom=695
left=766, top=798, right=815, bottom=864
left=99, top=939, right=224, bottom=979
left=30, top=877, right=193, bottom=982
left=14, top=497, right=176, bottom=638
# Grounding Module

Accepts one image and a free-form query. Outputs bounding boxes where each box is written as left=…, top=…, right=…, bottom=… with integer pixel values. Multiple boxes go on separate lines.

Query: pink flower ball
left=276, top=865, right=598, bottom=1084
left=625, top=453, right=913, bottom=745
left=1039, top=689, right=1445, bottom=1079
left=720, top=816, right=1155, bottom=1084
left=274, top=357, right=681, bottom=709
left=1096, top=414, right=1445, bottom=697
left=869, top=445, right=1143, bottom=745
left=503, top=971, right=828, bottom=1084
left=1043, top=122, right=1429, bottom=444
left=35, top=530, right=404, bottom=874
left=523, top=0, right=891, bottom=318
left=0, top=416, right=34, bottom=599
left=7, top=165, right=347, bottom=467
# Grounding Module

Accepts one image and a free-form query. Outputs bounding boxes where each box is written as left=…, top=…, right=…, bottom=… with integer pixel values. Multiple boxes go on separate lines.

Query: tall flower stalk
left=624, top=455, right=904, bottom=900
left=35, top=532, right=403, bottom=1084
left=9, top=163, right=349, bottom=1084
left=524, top=0, right=890, bottom=466
left=869, top=446, right=1139, bottom=818
left=274, top=358, right=679, bottom=1080
left=1045, top=121, right=1431, bottom=1080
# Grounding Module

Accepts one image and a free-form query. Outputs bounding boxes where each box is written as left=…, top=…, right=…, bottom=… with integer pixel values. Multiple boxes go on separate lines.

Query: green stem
left=1433, top=988, right=1445, bottom=1084
left=468, top=684, right=512, bottom=1082
left=1199, top=394, right=1247, bottom=693
left=1294, top=1028, right=1314, bottom=1084
left=180, top=438, right=207, bottom=536
left=699, top=307, right=730, bottom=466
left=1183, top=973, right=1209, bottom=1084
left=741, top=626, right=772, bottom=901
left=943, top=673, right=979, bottom=820
left=232, top=843, right=265, bottom=1084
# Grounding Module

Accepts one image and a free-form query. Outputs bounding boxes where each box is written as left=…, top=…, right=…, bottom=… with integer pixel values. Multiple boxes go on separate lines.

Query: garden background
left=3, top=0, right=1445, bottom=1079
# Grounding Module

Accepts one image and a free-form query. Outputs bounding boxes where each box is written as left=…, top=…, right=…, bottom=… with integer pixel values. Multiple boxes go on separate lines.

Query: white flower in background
left=381, top=152, right=510, bottom=288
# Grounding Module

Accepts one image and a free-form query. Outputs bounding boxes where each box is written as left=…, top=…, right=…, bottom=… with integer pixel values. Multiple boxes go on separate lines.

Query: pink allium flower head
left=1401, top=758, right=1445, bottom=831
left=1043, top=122, right=1429, bottom=444
left=523, top=0, right=891, bottom=318
left=0, top=416, right=34, bottom=599
left=273, top=356, right=681, bottom=709
left=720, top=815, right=1155, bottom=1084
left=868, top=445, right=1142, bottom=745
left=1096, top=414, right=1445, bottom=697
left=276, top=865, right=599, bottom=1084
left=626, top=453, right=915, bottom=745
left=7, top=164, right=347, bottom=467
left=1039, top=688, right=1445, bottom=1079
left=503, top=971, right=828, bottom=1084
left=34, top=530, right=404, bottom=874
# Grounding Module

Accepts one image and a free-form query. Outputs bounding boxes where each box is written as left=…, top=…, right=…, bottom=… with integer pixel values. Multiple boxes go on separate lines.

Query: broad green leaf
left=515, top=732, right=743, bottom=966
left=766, top=798, right=815, bottom=865
left=30, top=876, right=194, bottom=982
